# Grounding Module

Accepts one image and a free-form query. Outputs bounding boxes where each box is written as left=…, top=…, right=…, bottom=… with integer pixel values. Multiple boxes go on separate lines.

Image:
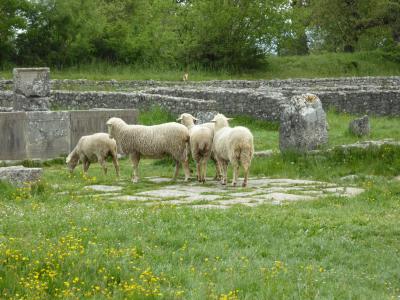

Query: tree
left=0, top=0, right=27, bottom=65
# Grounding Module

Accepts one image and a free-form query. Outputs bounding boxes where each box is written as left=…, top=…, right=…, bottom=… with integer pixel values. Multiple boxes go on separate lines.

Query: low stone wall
left=0, top=109, right=137, bottom=160
left=0, top=91, right=13, bottom=107
left=51, top=91, right=216, bottom=116
left=0, top=76, right=399, bottom=119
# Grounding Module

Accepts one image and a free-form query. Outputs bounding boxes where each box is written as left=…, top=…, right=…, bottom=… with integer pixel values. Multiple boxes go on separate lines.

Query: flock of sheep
left=66, top=113, right=254, bottom=187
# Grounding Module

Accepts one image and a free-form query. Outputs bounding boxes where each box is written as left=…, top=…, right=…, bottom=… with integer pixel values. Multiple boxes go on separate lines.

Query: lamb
left=66, top=133, right=119, bottom=176
left=177, top=113, right=218, bottom=183
left=106, top=117, right=190, bottom=183
left=211, top=113, right=254, bottom=187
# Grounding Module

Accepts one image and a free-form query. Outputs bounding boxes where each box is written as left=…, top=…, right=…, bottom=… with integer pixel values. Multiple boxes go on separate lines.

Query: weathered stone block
left=69, top=109, right=137, bottom=151
left=0, top=165, right=42, bottom=186
left=26, top=111, right=70, bottom=159
left=13, top=94, right=50, bottom=111
left=195, top=111, right=218, bottom=124
left=349, top=115, right=370, bottom=136
left=279, top=93, right=328, bottom=152
left=13, top=68, right=50, bottom=97
left=0, top=112, right=27, bottom=160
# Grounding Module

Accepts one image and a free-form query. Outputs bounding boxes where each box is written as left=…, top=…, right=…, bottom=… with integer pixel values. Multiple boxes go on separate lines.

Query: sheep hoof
left=232, top=182, right=237, bottom=187
left=132, top=178, right=139, bottom=183
left=242, top=182, right=247, bottom=187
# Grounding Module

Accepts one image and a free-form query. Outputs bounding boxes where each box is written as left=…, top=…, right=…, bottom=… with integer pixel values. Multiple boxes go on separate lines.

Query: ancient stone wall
left=0, top=109, right=137, bottom=160
left=0, top=76, right=399, bottom=119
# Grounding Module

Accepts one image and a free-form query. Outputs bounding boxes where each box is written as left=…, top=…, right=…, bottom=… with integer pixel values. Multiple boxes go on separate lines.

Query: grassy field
left=1, top=51, right=400, bottom=81
left=1, top=110, right=400, bottom=299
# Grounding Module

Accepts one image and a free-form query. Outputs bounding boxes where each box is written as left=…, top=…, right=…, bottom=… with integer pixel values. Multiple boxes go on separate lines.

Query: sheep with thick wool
left=212, top=113, right=254, bottom=187
left=106, top=117, right=190, bottom=183
left=177, top=113, right=220, bottom=183
left=66, top=133, right=119, bottom=176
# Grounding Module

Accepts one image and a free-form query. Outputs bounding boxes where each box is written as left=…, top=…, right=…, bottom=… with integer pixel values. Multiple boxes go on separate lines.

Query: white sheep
left=66, top=133, right=119, bottom=176
left=106, top=117, right=190, bottom=183
left=211, top=113, right=254, bottom=187
left=177, top=113, right=218, bottom=183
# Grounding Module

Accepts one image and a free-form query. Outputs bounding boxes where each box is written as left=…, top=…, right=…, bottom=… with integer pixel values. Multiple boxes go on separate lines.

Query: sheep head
left=106, top=117, right=124, bottom=139
left=211, top=113, right=232, bottom=131
left=177, top=113, right=197, bottom=127
left=66, top=151, right=79, bottom=173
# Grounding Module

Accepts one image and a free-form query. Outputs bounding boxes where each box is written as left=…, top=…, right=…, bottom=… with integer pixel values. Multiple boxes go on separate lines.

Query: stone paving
left=83, top=177, right=365, bottom=209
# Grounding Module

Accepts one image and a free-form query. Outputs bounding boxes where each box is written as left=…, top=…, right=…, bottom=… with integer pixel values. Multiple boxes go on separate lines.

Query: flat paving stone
left=103, top=177, right=364, bottom=208
left=218, top=198, right=260, bottom=205
left=136, top=190, right=190, bottom=198
left=257, top=193, right=315, bottom=202
left=191, top=204, right=230, bottom=209
left=84, top=185, right=122, bottom=192
left=147, top=177, right=171, bottom=183
left=112, top=195, right=154, bottom=202
left=185, top=194, right=221, bottom=201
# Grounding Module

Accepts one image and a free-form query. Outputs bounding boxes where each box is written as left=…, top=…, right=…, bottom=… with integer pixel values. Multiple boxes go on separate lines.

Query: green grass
left=1, top=111, right=400, bottom=299
left=1, top=51, right=400, bottom=80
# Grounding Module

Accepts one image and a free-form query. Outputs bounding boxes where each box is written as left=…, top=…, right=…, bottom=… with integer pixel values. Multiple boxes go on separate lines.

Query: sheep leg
left=182, top=159, right=191, bottom=182
left=211, top=156, right=221, bottom=181
left=130, top=152, right=140, bottom=183
left=242, top=164, right=250, bottom=187
left=196, top=160, right=201, bottom=182
left=218, top=159, right=228, bottom=185
left=82, top=157, right=90, bottom=174
left=112, top=153, right=120, bottom=177
left=173, top=161, right=180, bottom=180
left=231, top=160, right=240, bottom=187
left=201, top=158, right=208, bottom=183
left=98, top=157, right=107, bottom=175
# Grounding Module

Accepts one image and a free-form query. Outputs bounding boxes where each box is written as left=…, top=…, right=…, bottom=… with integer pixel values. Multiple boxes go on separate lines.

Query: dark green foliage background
left=1, top=0, right=399, bottom=70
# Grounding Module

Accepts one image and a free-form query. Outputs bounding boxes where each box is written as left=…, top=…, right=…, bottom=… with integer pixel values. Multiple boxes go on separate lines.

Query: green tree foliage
left=0, top=0, right=27, bottom=63
left=0, top=0, right=399, bottom=69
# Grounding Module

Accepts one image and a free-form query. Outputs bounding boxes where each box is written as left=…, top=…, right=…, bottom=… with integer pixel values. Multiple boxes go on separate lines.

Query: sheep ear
left=176, top=117, right=182, bottom=122
left=193, top=117, right=198, bottom=122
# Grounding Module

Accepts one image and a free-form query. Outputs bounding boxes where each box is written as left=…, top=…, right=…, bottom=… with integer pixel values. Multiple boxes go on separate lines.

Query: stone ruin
left=0, top=165, right=42, bottom=187
left=13, top=68, right=51, bottom=111
left=279, top=93, right=328, bottom=152
left=349, top=115, right=370, bottom=137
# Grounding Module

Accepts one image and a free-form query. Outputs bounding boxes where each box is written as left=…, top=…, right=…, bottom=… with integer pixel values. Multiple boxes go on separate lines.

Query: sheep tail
left=198, top=140, right=209, bottom=155
left=236, top=143, right=253, bottom=168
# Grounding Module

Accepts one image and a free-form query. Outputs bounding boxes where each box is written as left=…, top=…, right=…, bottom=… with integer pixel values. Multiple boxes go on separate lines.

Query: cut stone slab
left=0, top=165, right=42, bottom=187
left=13, top=94, right=50, bottom=111
left=324, top=187, right=364, bottom=196
left=218, top=198, right=261, bottom=205
left=257, top=193, right=315, bottom=202
left=136, top=189, right=190, bottom=198
left=112, top=195, right=153, bottom=202
left=165, top=185, right=219, bottom=193
left=99, top=176, right=364, bottom=208
left=84, top=185, right=123, bottom=192
left=185, top=194, right=221, bottom=201
left=254, top=150, right=275, bottom=157
left=13, top=67, right=50, bottom=97
left=147, top=177, right=171, bottom=183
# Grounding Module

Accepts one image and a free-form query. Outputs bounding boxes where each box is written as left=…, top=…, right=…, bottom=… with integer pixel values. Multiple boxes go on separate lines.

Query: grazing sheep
left=106, top=117, right=190, bottom=183
left=177, top=113, right=217, bottom=183
left=212, top=113, right=254, bottom=187
left=66, top=133, right=119, bottom=176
